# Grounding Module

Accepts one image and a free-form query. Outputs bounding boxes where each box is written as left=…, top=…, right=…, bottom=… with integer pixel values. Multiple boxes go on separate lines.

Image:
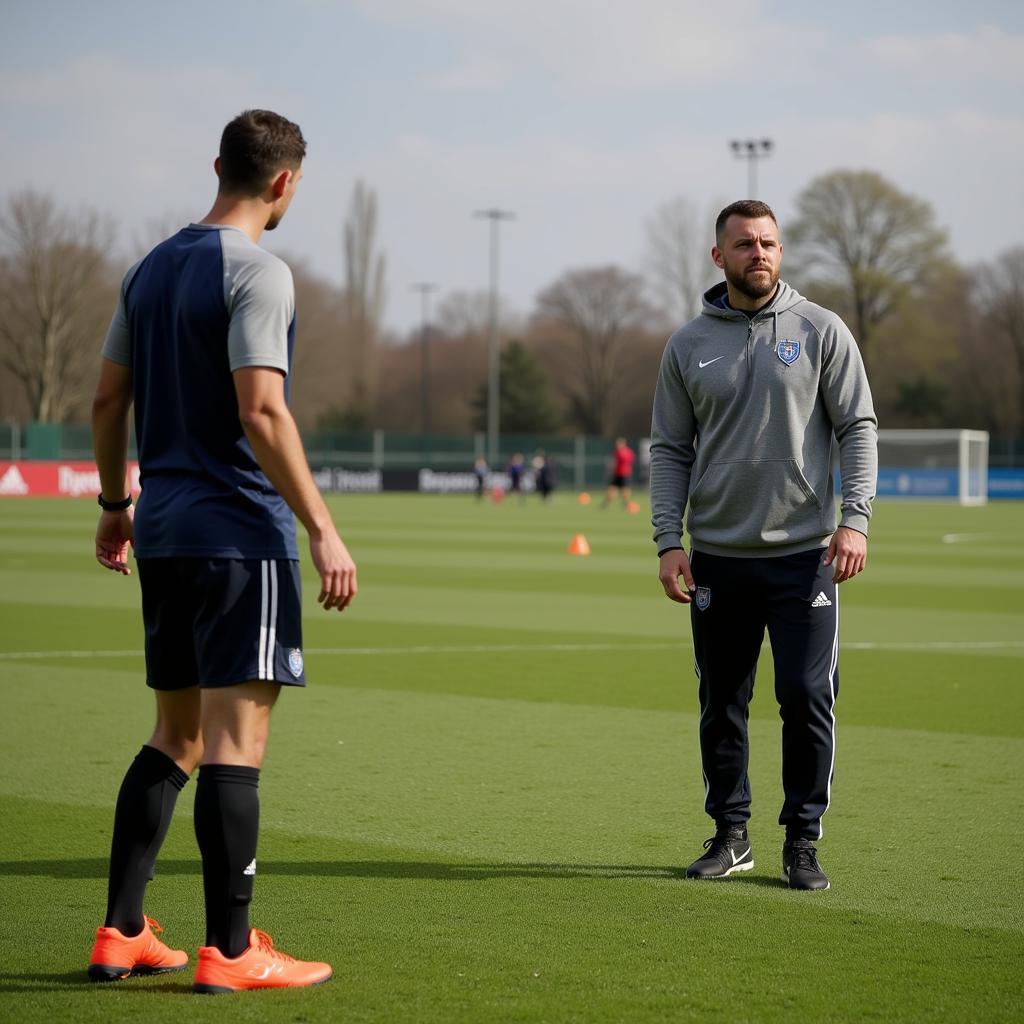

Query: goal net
left=876, top=429, right=989, bottom=505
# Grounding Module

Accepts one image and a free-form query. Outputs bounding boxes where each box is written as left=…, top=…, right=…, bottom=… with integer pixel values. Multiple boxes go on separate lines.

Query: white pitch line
left=0, top=642, right=682, bottom=661
left=844, top=640, right=1024, bottom=651
left=939, top=532, right=1016, bottom=544
left=1, top=639, right=1023, bottom=662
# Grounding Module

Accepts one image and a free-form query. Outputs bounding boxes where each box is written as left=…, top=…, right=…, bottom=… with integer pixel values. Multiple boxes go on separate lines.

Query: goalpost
left=875, top=429, right=989, bottom=505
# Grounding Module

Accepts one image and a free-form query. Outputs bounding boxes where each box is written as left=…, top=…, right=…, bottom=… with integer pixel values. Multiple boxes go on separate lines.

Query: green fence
left=6, top=421, right=1024, bottom=482
left=300, top=430, right=638, bottom=490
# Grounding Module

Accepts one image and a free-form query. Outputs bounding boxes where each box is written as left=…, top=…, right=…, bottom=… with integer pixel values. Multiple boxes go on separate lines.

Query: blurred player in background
left=473, top=456, right=489, bottom=499
left=89, top=110, right=357, bottom=993
left=532, top=449, right=555, bottom=502
left=602, top=437, right=636, bottom=508
left=507, top=452, right=526, bottom=500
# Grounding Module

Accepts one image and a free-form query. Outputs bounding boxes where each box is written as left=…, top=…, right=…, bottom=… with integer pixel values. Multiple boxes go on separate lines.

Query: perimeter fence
left=0, top=423, right=644, bottom=492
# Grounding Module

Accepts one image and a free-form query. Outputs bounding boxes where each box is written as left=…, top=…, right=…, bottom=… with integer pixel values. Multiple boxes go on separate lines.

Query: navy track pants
left=689, top=547, right=839, bottom=840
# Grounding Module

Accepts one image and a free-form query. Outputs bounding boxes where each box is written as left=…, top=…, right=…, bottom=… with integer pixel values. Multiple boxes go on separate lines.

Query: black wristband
left=657, top=545, right=684, bottom=557
left=98, top=493, right=132, bottom=511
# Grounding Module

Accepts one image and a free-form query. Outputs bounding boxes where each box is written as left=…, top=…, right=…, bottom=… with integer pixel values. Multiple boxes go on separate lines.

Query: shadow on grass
left=0, top=970, right=189, bottom=995
left=0, top=857, right=784, bottom=888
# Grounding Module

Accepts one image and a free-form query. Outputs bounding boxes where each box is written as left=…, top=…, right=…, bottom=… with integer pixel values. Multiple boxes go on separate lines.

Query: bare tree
left=281, top=256, right=350, bottom=430
left=644, top=196, right=721, bottom=325
left=534, top=266, right=654, bottom=436
left=129, top=210, right=193, bottom=259
left=435, top=290, right=490, bottom=338
left=373, top=331, right=487, bottom=433
left=0, top=191, right=116, bottom=422
left=342, top=180, right=386, bottom=422
left=973, top=248, right=1024, bottom=437
left=787, top=170, right=948, bottom=375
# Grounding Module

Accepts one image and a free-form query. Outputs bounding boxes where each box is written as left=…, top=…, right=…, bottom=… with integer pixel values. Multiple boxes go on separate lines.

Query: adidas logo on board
left=0, top=466, right=29, bottom=495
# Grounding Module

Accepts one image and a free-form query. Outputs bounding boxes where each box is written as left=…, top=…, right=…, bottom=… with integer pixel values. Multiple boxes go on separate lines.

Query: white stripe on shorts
left=258, top=560, right=269, bottom=680
left=265, top=561, right=278, bottom=680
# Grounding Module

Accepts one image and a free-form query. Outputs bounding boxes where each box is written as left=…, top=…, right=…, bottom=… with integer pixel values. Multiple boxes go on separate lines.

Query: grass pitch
left=0, top=493, right=1022, bottom=1023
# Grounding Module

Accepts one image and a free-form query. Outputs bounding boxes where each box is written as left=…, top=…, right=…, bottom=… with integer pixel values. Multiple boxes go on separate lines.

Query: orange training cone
left=626, top=500, right=640, bottom=514
left=578, top=492, right=592, bottom=505
left=567, top=533, right=591, bottom=556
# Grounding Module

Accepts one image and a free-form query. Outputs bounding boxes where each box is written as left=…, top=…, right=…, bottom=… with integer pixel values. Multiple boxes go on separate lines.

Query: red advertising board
left=0, top=461, right=141, bottom=498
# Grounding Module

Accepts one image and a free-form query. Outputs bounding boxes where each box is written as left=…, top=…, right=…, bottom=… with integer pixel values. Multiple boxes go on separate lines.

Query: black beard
left=725, top=264, right=779, bottom=301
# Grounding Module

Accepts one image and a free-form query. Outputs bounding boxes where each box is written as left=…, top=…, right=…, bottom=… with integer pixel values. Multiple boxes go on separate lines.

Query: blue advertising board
left=870, top=467, right=1024, bottom=500
left=876, top=468, right=959, bottom=498
left=988, top=468, right=1024, bottom=500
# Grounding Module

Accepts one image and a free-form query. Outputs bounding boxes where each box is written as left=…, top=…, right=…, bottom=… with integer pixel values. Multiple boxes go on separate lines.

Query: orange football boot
left=193, top=928, right=332, bottom=994
left=88, top=915, right=189, bottom=981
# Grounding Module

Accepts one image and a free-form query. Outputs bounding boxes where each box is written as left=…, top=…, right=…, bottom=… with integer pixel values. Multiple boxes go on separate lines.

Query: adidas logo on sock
left=811, top=591, right=832, bottom=608
left=243, top=859, right=257, bottom=876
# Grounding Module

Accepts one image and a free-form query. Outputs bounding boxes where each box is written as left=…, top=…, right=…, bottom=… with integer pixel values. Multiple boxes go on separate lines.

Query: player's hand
left=95, top=508, right=134, bottom=575
left=659, top=549, right=695, bottom=603
left=823, top=526, right=867, bottom=584
left=310, top=529, right=358, bottom=611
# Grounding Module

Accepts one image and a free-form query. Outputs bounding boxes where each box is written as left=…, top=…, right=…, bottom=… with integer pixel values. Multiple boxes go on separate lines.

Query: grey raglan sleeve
left=819, top=318, right=877, bottom=535
left=226, top=256, right=294, bottom=374
left=649, top=337, right=697, bottom=554
left=101, top=261, right=144, bottom=366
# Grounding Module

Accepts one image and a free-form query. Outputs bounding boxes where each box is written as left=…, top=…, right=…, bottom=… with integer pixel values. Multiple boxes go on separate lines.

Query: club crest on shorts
left=287, top=648, right=304, bottom=678
left=777, top=339, right=801, bottom=365
left=695, top=586, right=711, bottom=611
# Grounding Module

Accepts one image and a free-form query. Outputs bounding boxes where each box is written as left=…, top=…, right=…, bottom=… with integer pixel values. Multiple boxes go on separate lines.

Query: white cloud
left=358, top=0, right=828, bottom=94
left=865, top=24, right=1024, bottom=85
left=0, top=54, right=254, bottom=114
left=0, top=55, right=301, bottom=256
left=421, top=59, right=510, bottom=93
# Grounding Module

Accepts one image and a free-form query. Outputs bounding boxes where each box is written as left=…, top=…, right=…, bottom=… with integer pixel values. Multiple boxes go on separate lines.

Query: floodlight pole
left=411, top=282, right=438, bottom=439
left=474, top=208, right=515, bottom=469
left=729, top=138, right=774, bottom=198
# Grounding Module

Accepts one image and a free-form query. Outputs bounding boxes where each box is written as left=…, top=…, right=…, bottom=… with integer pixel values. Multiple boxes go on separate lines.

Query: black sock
left=104, top=745, right=189, bottom=935
left=194, top=764, right=260, bottom=958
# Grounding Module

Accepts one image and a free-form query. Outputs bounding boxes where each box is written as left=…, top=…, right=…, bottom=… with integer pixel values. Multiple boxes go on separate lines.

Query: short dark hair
left=218, top=110, right=307, bottom=196
left=715, top=200, right=778, bottom=244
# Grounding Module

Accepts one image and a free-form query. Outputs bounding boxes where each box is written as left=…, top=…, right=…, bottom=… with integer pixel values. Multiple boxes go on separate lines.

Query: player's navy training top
left=102, top=223, right=299, bottom=560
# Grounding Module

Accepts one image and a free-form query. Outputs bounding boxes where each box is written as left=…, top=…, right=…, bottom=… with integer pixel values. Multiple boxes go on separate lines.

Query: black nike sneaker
left=782, top=838, right=830, bottom=890
left=685, top=825, right=753, bottom=878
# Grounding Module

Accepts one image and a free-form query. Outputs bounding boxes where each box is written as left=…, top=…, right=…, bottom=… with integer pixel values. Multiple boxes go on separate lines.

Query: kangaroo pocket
left=687, top=459, right=825, bottom=547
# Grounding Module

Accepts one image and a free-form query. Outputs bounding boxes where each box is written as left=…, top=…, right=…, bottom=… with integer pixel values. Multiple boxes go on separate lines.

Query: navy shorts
left=137, top=558, right=306, bottom=690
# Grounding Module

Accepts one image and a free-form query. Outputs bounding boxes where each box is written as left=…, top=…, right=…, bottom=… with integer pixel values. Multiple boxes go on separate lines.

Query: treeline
left=0, top=171, right=1021, bottom=442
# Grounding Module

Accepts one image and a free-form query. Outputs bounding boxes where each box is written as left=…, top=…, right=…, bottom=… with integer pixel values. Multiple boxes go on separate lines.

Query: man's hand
left=95, top=508, right=134, bottom=575
left=823, top=526, right=867, bottom=584
left=311, top=529, right=358, bottom=612
left=659, top=548, right=696, bottom=603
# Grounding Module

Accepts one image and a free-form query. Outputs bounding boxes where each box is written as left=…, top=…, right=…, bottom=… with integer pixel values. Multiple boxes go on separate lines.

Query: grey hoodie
left=650, top=280, right=877, bottom=558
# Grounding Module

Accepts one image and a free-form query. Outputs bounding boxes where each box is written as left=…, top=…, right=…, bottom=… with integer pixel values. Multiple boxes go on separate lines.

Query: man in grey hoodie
left=650, top=200, right=877, bottom=891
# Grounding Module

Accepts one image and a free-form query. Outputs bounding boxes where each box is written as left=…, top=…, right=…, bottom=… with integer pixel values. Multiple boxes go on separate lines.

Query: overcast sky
left=2, top=0, right=1022, bottom=336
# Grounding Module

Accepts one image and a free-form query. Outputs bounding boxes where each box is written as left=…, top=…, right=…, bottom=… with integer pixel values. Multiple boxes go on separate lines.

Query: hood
left=701, top=280, right=806, bottom=321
